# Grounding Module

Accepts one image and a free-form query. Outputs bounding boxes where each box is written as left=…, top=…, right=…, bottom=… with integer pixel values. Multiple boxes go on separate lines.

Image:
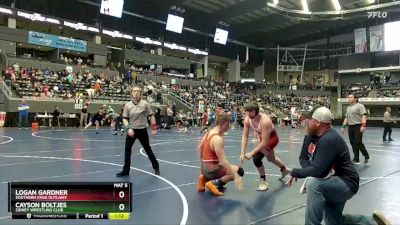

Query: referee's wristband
left=124, top=125, right=133, bottom=131
left=342, top=124, right=347, bottom=128
left=151, top=124, right=157, bottom=130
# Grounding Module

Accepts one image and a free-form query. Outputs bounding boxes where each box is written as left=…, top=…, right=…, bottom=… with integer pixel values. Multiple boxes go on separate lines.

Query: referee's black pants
left=383, top=122, right=392, bottom=140
left=122, top=128, right=159, bottom=173
left=348, top=124, right=370, bottom=162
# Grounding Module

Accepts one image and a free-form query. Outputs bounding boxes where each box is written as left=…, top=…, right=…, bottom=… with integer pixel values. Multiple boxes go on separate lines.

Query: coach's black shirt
left=291, top=128, right=359, bottom=193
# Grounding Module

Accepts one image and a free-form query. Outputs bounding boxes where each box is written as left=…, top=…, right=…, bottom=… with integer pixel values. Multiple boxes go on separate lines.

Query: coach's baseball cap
left=305, top=106, right=334, bottom=123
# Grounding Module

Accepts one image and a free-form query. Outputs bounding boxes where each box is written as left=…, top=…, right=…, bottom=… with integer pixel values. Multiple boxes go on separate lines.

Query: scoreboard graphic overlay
left=8, top=182, right=131, bottom=220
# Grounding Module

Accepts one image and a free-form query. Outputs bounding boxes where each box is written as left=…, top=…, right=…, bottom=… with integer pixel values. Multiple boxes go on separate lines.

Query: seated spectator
left=4, top=67, right=13, bottom=86
left=94, top=80, right=101, bottom=94
left=13, top=63, right=20, bottom=74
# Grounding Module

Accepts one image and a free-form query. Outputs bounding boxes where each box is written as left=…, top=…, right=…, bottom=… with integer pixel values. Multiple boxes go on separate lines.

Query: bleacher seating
left=151, top=81, right=331, bottom=119
left=341, top=83, right=400, bottom=98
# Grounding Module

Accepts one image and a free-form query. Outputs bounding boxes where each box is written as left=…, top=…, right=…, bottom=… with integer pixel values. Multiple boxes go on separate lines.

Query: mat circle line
left=0, top=135, right=13, bottom=145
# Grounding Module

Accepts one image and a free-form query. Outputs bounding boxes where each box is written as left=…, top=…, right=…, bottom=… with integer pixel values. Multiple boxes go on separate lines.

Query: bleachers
left=4, top=59, right=333, bottom=117
left=153, top=81, right=331, bottom=117
left=341, top=83, right=400, bottom=98
left=12, top=78, right=132, bottom=102
left=6, top=55, right=119, bottom=78
left=4, top=59, right=130, bottom=102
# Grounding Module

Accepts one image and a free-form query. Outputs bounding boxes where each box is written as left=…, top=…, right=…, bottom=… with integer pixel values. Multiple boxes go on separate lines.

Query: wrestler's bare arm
left=240, top=117, right=251, bottom=156
left=213, top=136, right=234, bottom=176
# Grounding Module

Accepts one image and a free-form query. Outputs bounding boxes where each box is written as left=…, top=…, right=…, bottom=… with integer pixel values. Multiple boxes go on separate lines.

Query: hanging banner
left=28, top=31, right=87, bottom=52
left=369, top=25, right=384, bottom=52
left=354, top=28, right=367, bottom=54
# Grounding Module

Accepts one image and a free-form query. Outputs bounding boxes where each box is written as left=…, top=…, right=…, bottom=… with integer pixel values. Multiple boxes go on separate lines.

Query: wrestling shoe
left=205, top=181, right=224, bottom=196
left=257, top=180, right=269, bottom=191
left=197, top=175, right=206, bottom=192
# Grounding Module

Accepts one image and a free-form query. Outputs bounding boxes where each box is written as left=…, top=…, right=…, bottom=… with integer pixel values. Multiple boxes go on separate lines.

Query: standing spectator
left=100, top=105, right=107, bottom=125
left=156, top=91, right=162, bottom=103
left=80, top=103, right=89, bottom=127
left=52, top=106, right=61, bottom=128
left=172, top=102, right=176, bottom=117
left=161, top=106, right=168, bottom=129
left=383, top=107, right=396, bottom=141
left=126, top=71, right=132, bottom=84
left=231, top=107, right=238, bottom=129
left=154, top=105, right=162, bottom=129
left=208, top=108, right=215, bottom=127
left=186, top=111, right=193, bottom=127
left=193, top=110, right=198, bottom=127
left=166, top=105, right=174, bottom=129
left=18, top=100, right=29, bottom=129
left=201, top=109, right=208, bottom=132
left=132, top=71, right=138, bottom=84
left=341, top=94, right=370, bottom=165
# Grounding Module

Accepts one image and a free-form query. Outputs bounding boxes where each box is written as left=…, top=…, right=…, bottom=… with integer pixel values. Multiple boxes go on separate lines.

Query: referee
left=116, top=86, right=160, bottom=177
left=383, top=107, right=396, bottom=141
left=341, top=94, right=370, bottom=164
